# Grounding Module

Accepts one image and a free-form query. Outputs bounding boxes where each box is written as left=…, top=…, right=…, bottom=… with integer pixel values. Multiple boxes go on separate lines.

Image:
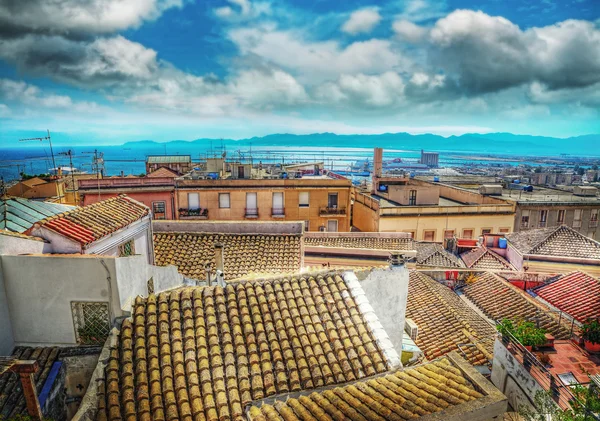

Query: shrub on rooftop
left=497, top=318, right=547, bottom=348
left=580, top=318, right=600, bottom=345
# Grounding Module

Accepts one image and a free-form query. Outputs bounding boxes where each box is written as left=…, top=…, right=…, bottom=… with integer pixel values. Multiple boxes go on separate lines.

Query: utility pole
left=20, top=130, right=56, bottom=176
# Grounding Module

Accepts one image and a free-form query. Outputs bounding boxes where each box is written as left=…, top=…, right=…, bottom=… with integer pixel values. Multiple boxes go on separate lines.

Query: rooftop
left=534, top=271, right=600, bottom=323
left=247, top=353, right=501, bottom=421
left=147, top=155, right=192, bottom=164
left=460, top=247, right=515, bottom=271
left=34, top=195, right=149, bottom=245
left=153, top=232, right=302, bottom=280
left=415, top=243, right=465, bottom=268
left=95, top=272, right=392, bottom=421
left=467, top=185, right=600, bottom=204
left=463, top=273, right=572, bottom=339
left=304, top=235, right=414, bottom=251
left=0, top=346, right=60, bottom=418
left=406, top=272, right=496, bottom=366
left=506, top=225, right=600, bottom=260
left=0, top=197, right=75, bottom=233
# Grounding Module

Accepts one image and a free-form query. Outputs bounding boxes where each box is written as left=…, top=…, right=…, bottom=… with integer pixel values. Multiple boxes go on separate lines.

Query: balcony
left=178, top=208, right=208, bottom=220
left=319, top=206, right=347, bottom=216
left=538, top=221, right=547, bottom=228
left=271, top=207, right=285, bottom=217
left=573, top=220, right=582, bottom=228
left=591, top=220, right=598, bottom=228
left=245, top=208, right=258, bottom=218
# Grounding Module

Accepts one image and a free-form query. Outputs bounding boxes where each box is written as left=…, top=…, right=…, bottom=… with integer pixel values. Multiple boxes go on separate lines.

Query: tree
left=519, top=387, right=600, bottom=421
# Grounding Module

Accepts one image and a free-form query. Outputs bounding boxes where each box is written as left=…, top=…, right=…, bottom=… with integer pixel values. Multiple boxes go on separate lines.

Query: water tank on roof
left=409, top=172, right=415, bottom=178
left=513, top=179, right=520, bottom=184
left=523, top=185, right=533, bottom=192
left=498, top=238, right=507, bottom=249
left=281, top=172, right=288, bottom=179
left=207, top=172, right=218, bottom=180
left=433, top=176, right=440, bottom=182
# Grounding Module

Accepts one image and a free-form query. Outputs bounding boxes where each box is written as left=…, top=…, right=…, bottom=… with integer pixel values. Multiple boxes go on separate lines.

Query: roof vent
left=405, top=318, right=418, bottom=340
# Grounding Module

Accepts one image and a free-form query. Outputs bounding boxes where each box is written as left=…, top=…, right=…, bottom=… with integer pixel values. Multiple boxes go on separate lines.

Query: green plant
left=580, top=318, right=600, bottom=345
left=497, top=318, right=547, bottom=348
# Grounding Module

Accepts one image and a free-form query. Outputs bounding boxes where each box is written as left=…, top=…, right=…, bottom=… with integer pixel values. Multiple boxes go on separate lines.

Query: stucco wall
left=32, top=227, right=82, bottom=253
left=506, top=245, right=524, bottom=270
left=0, top=234, right=50, bottom=255
left=0, top=255, right=121, bottom=346
left=352, top=201, right=379, bottom=232
left=490, top=339, right=544, bottom=412
left=0, top=259, right=14, bottom=354
left=84, top=217, right=152, bottom=263
left=354, top=264, right=409, bottom=355
left=153, top=220, right=304, bottom=234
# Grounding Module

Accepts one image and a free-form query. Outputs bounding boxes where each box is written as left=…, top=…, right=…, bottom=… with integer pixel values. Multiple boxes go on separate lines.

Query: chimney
left=214, top=243, right=225, bottom=287
left=205, top=263, right=212, bottom=286
left=9, top=360, right=43, bottom=420
left=372, top=148, right=383, bottom=193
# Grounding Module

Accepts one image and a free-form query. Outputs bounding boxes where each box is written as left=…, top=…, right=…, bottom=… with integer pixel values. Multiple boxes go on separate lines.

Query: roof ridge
left=529, top=224, right=600, bottom=253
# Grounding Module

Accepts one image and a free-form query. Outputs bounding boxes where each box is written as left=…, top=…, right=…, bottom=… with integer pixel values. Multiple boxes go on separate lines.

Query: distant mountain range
left=122, top=132, right=600, bottom=157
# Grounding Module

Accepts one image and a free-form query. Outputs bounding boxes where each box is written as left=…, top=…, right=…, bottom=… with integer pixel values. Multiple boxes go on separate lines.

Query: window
left=521, top=215, right=530, bottom=228
left=304, top=220, right=310, bottom=231
left=443, top=230, right=455, bottom=239
left=246, top=192, right=257, bottom=216
left=71, top=301, right=110, bottom=345
left=118, top=239, right=135, bottom=257
left=219, top=193, right=230, bottom=208
left=152, top=201, right=166, bottom=220
left=462, top=229, right=474, bottom=239
left=539, top=210, right=548, bottom=227
left=328, top=193, right=338, bottom=208
left=499, top=228, right=510, bottom=233
left=272, top=192, right=284, bottom=215
left=299, top=192, right=310, bottom=207
left=481, top=228, right=492, bottom=235
left=557, top=209, right=565, bottom=224
left=591, top=209, right=598, bottom=228
left=327, top=220, right=338, bottom=232
left=423, top=230, right=435, bottom=242
left=409, top=190, right=417, bottom=206
left=573, top=209, right=582, bottom=228
left=188, top=193, right=200, bottom=210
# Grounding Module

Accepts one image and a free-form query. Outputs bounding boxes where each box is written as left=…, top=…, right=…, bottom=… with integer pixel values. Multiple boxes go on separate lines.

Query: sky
left=0, top=0, right=599, bottom=145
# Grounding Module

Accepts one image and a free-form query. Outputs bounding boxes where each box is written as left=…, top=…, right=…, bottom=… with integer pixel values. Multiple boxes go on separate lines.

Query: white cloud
left=317, top=72, right=405, bottom=107
left=341, top=8, right=381, bottom=35
left=0, top=0, right=186, bottom=35
left=229, top=26, right=404, bottom=83
left=392, top=19, right=428, bottom=42
left=231, top=69, right=307, bottom=107
left=397, top=0, right=448, bottom=22
left=0, top=103, right=10, bottom=117
left=214, top=0, right=270, bottom=21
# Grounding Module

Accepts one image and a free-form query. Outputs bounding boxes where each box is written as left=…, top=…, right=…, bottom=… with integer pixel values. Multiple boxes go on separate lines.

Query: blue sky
left=0, top=0, right=599, bottom=145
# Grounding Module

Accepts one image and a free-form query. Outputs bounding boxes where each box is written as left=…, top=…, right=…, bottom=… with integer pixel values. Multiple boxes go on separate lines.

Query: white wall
left=84, top=217, right=152, bottom=263
left=0, top=255, right=121, bottom=346
left=0, top=259, right=14, bottom=354
left=31, top=227, right=82, bottom=254
left=0, top=234, right=51, bottom=255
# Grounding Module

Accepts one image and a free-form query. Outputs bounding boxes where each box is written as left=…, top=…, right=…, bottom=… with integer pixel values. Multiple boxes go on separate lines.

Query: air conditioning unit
left=405, top=318, right=418, bottom=340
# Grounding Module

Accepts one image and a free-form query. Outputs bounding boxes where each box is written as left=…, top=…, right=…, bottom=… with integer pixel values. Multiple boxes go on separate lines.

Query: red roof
left=536, top=271, right=600, bottom=322
left=38, top=195, right=149, bottom=245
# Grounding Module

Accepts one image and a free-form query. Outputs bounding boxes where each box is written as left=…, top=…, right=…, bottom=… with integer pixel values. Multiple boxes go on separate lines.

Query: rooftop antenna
left=19, top=129, right=56, bottom=175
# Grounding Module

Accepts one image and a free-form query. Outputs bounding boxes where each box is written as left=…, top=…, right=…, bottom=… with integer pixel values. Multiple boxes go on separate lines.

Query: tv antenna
left=19, top=129, right=56, bottom=175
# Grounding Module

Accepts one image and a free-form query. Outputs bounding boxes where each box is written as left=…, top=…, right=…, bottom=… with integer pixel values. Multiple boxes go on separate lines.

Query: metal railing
left=539, top=221, right=547, bottom=228
left=320, top=206, right=347, bottom=215
left=178, top=208, right=208, bottom=219
left=271, top=207, right=285, bottom=216
left=245, top=208, right=258, bottom=217
left=499, top=332, right=597, bottom=415
left=590, top=220, right=598, bottom=228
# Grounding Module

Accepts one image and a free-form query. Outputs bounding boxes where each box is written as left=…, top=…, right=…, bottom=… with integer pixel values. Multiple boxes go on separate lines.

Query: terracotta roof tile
left=463, top=273, right=572, bottom=338
left=247, top=356, right=485, bottom=421
left=415, top=243, right=465, bottom=268
left=535, top=271, right=600, bottom=323
left=406, top=272, right=496, bottom=365
left=506, top=225, right=600, bottom=260
left=37, top=195, right=149, bottom=245
left=96, top=273, right=389, bottom=421
left=304, top=236, right=414, bottom=251
left=0, top=347, right=60, bottom=418
left=154, top=232, right=302, bottom=280
left=460, top=247, right=514, bottom=271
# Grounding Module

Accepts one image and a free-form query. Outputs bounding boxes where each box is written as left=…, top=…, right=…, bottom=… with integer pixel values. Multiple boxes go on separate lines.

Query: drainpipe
left=214, top=242, right=225, bottom=287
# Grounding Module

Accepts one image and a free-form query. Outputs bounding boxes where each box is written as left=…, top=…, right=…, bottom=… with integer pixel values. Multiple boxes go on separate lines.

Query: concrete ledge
left=305, top=231, right=412, bottom=239
left=153, top=220, right=303, bottom=234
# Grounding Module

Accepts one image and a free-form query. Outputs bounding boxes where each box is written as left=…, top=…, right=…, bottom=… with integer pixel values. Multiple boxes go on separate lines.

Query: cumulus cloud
left=341, top=8, right=381, bottom=35
left=229, top=26, right=404, bottom=82
left=214, top=0, right=270, bottom=22
left=429, top=10, right=600, bottom=93
left=316, top=72, right=405, bottom=107
left=392, top=19, right=428, bottom=42
left=0, top=0, right=186, bottom=37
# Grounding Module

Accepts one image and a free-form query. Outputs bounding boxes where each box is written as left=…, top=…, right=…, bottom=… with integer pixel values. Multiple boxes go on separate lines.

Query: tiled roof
left=154, top=232, right=302, bottom=280
left=415, top=243, right=465, bottom=268
left=0, top=346, right=60, bottom=418
left=146, top=167, right=180, bottom=178
left=36, top=195, right=149, bottom=245
left=0, top=229, right=46, bottom=242
left=95, top=273, right=390, bottom=421
left=304, top=236, right=414, bottom=251
left=406, top=272, right=496, bottom=365
left=535, top=271, right=600, bottom=323
left=506, top=225, right=600, bottom=260
left=460, top=247, right=515, bottom=271
left=0, top=197, right=75, bottom=233
left=463, top=273, right=571, bottom=338
left=247, top=355, right=485, bottom=421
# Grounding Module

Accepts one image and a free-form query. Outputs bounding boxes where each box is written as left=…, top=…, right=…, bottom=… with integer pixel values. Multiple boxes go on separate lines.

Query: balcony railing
left=539, top=221, right=547, bottom=228
left=245, top=208, right=258, bottom=218
left=320, top=206, right=347, bottom=216
left=591, top=220, right=598, bottom=228
left=178, top=208, right=208, bottom=219
left=271, top=207, right=285, bottom=217
left=573, top=220, right=582, bottom=228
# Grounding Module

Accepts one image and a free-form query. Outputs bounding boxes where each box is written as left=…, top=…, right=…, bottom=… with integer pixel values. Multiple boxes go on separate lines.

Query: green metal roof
left=0, top=198, right=76, bottom=233
left=147, top=155, right=191, bottom=164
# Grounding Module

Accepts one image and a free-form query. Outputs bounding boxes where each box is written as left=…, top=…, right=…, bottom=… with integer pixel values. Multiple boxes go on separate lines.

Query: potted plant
left=580, top=318, right=600, bottom=352
left=514, top=321, right=547, bottom=351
